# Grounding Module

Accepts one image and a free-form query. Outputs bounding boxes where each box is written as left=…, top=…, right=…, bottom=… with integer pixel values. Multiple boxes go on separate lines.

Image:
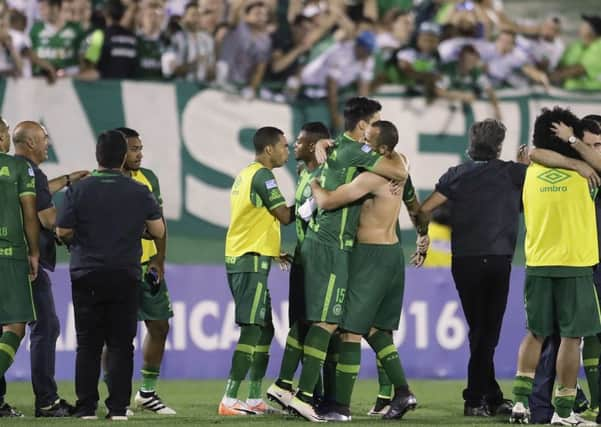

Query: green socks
left=0, top=332, right=22, bottom=377
left=554, top=385, right=577, bottom=418
left=277, top=322, right=304, bottom=387
left=367, top=330, right=407, bottom=388
left=224, top=325, right=261, bottom=399
left=376, top=359, right=393, bottom=399
left=248, top=325, right=274, bottom=399
left=512, top=375, right=534, bottom=407
left=335, top=341, right=361, bottom=406
left=324, top=333, right=341, bottom=402
left=140, top=365, right=160, bottom=392
left=583, top=336, right=601, bottom=408
left=298, top=326, right=332, bottom=398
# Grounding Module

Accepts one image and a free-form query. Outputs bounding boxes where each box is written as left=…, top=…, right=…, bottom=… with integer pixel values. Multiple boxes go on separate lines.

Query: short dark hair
left=373, top=120, right=398, bottom=151
left=45, top=0, right=62, bottom=9
left=301, top=122, right=330, bottom=143
left=184, top=1, right=198, bottom=13
left=114, top=127, right=140, bottom=138
left=245, top=1, right=265, bottom=14
left=583, top=114, right=601, bottom=125
left=253, top=126, right=284, bottom=154
left=343, top=97, right=382, bottom=131
left=532, top=107, right=582, bottom=159
left=467, top=119, right=506, bottom=161
left=582, top=118, right=601, bottom=135
left=96, top=130, right=127, bottom=168
left=459, top=44, right=479, bottom=58
left=104, top=0, right=125, bottom=22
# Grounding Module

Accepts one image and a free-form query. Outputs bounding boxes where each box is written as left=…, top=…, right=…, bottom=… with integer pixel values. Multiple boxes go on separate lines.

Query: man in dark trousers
left=56, top=130, right=164, bottom=420
left=420, top=119, right=529, bottom=417
left=10, top=120, right=88, bottom=417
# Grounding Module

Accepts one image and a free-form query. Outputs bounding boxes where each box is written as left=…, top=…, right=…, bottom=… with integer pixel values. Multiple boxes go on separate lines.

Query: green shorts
left=138, top=264, right=174, bottom=321
left=300, top=238, right=349, bottom=324
left=227, top=271, right=272, bottom=327
left=288, top=254, right=306, bottom=326
left=525, top=267, right=601, bottom=338
left=342, top=242, right=405, bottom=334
left=0, top=259, right=36, bottom=324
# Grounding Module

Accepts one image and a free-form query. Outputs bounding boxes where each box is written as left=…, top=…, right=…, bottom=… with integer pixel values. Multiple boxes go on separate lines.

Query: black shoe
left=0, top=402, right=24, bottom=417
left=315, top=399, right=336, bottom=416
left=36, top=398, right=75, bottom=417
left=487, top=399, right=513, bottom=416
left=464, top=403, right=491, bottom=417
left=368, top=397, right=391, bottom=416
left=321, top=403, right=351, bottom=422
left=72, top=407, right=98, bottom=420
left=382, top=391, right=417, bottom=420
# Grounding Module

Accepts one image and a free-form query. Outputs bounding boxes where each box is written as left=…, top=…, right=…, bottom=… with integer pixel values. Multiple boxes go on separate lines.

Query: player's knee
left=4, top=323, right=26, bottom=339
left=315, top=322, right=338, bottom=334
left=146, top=320, right=170, bottom=340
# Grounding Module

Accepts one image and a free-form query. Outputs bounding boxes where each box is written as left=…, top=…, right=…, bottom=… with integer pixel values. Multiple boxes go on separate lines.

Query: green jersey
left=136, top=33, right=166, bottom=80
left=30, top=21, right=84, bottom=74
left=438, top=61, right=491, bottom=94
left=294, top=166, right=319, bottom=245
left=308, top=133, right=382, bottom=251
left=0, top=154, right=36, bottom=261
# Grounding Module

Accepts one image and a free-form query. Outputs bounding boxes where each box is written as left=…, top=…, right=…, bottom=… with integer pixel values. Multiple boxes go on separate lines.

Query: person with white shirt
left=516, top=16, right=564, bottom=73
left=300, top=31, right=376, bottom=131
left=162, top=2, right=215, bottom=83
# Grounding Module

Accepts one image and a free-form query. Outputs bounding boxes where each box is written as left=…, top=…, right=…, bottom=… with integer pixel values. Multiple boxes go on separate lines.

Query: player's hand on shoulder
left=315, top=139, right=334, bottom=164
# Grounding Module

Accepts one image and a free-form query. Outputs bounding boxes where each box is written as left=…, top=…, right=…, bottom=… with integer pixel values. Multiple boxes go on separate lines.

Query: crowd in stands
left=0, top=0, right=599, bottom=125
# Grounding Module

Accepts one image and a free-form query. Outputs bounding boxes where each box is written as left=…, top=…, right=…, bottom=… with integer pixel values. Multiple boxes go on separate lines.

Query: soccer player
left=286, top=97, right=407, bottom=422
left=528, top=115, right=601, bottom=423
left=509, top=107, right=601, bottom=425
left=113, top=127, right=175, bottom=415
left=12, top=121, right=87, bottom=417
left=219, top=126, right=295, bottom=416
left=309, top=121, right=428, bottom=421
left=267, top=122, right=330, bottom=408
left=0, top=117, right=40, bottom=415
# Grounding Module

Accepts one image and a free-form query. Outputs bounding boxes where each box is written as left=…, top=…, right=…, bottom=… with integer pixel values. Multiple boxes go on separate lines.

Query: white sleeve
left=360, top=56, right=375, bottom=82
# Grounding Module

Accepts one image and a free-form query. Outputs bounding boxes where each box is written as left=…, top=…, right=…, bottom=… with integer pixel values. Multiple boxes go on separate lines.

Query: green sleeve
left=84, top=29, right=105, bottom=64
left=29, top=23, right=42, bottom=51
left=403, top=175, right=416, bottom=203
left=17, top=159, right=36, bottom=197
left=342, top=142, right=382, bottom=170
left=251, top=168, right=286, bottom=210
left=560, top=42, right=583, bottom=67
left=581, top=41, right=601, bottom=81
left=142, top=168, right=163, bottom=207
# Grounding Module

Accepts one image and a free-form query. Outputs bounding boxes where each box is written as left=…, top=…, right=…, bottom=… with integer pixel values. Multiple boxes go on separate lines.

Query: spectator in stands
left=300, top=30, right=376, bottom=131
left=30, top=0, right=84, bottom=78
left=217, top=1, right=272, bottom=98
left=80, top=0, right=138, bottom=80
left=476, top=30, right=550, bottom=89
left=72, top=0, right=92, bottom=33
left=436, top=44, right=502, bottom=119
left=135, top=0, right=167, bottom=80
left=551, top=14, right=601, bottom=91
left=516, top=16, right=564, bottom=74
left=162, top=2, right=214, bottom=83
left=199, top=0, right=228, bottom=49
left=396, top=21, right=441, bottom=98
left=265, top=11, right=337, bottom=101
left=0, top=7, right=22, bottom=77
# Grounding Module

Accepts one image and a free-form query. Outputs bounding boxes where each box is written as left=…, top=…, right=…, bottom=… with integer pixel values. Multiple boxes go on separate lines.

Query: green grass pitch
left=0, top=379, right=530, bottom=426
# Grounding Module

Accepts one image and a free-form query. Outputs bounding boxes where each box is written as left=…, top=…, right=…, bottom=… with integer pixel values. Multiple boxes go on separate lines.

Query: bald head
left=13, top=121, right=49, bottom=165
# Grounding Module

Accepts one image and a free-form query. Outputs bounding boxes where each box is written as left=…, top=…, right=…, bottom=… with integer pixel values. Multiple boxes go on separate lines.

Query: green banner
left=2, top=79, right=599, bottom=262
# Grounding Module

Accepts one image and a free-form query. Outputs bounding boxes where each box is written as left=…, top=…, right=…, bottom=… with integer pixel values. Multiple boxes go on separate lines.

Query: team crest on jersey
left=303, top=185, right=311, bottom=198
left=28, top=167, right=34, bottom=177
left=360, top=144, right=373, bottom=153
left=265, top=179, right=278, bottom=189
